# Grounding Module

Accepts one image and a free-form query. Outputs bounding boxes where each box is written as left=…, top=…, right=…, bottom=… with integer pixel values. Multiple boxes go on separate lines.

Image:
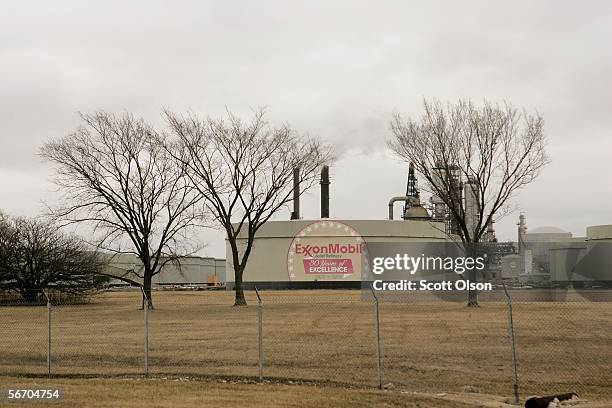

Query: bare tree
left=165, top=109, right=332, bottom=306
left=389, top=98, right=549, bottom=306
left=0, top=215, right=106, bottom=303
left=40, top=112, right=203, bottom=308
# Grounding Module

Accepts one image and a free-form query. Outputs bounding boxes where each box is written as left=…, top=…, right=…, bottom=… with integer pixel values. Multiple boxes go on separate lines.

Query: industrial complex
left=506, top=216, right=612, bottom=287
left=105, top=165, right=612, bottom=290
left=226, top=164, right=612, bottom=290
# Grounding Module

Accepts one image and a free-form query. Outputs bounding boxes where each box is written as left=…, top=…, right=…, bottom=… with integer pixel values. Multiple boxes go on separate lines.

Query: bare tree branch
left=164, top=108, right=333, bottom=305
left=40, top=112, right=206, bottom=308
left=388, top=98, right=549, bottom=306
left=0, top=214, right=107, bottom=303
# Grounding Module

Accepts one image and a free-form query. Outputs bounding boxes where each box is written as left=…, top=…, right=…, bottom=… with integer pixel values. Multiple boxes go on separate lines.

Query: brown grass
left=0, top=376, right=496, bottom=408
left=3, top=376, right=612, bottom=408
left=1, top=290, right=611, bottom=404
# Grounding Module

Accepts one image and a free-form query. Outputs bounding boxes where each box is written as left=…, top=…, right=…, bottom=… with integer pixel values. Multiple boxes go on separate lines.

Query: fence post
left=502, top=283, right=519, bottom=404
left=140, top=287, right=149, bottom=377
left=255, top=286, right=263, bottom=383
left=370, top=285, right=382, bottom=389
left=42, top=290, right=51, bottom=379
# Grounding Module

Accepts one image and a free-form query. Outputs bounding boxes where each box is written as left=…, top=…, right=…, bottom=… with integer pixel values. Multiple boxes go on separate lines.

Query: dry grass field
left=0, top=376, right=519, bottom=408
left=1, top=290, right=611, bottom=406
left=4, top=376, right=612, bottom=408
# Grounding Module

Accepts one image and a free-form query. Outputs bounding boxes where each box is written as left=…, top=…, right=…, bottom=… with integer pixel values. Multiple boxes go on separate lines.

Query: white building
left=103, top=253, right=225, bottom=287
left=225, top=219, right=449, bottom=290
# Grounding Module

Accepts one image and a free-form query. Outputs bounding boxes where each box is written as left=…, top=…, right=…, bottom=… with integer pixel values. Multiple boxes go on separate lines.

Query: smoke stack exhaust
left=291, top=167, right=300, bottom=220
left=320, top=165, right=330, bottom=218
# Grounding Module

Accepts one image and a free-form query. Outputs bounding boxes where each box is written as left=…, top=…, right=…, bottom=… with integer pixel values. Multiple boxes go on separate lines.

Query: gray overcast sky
left=2, top=1, right=612, bottom=257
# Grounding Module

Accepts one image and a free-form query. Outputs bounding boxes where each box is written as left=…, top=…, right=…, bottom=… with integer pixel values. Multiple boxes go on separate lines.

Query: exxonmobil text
left=294, top=243, right=364, bottom=257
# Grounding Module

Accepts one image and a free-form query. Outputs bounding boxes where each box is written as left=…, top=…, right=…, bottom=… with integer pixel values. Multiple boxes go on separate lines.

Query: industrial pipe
left=388, top=196, right=412, bottom=220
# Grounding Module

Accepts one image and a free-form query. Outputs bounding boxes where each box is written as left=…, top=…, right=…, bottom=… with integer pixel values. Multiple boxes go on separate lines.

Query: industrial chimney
left=290, top=167, right=300, bottom=220
left=320, top=165, right=330, bottom=218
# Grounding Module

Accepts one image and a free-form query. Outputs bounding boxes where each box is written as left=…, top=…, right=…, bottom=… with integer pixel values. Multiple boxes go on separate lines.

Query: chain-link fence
left=1, top=288, right=611, bottom=402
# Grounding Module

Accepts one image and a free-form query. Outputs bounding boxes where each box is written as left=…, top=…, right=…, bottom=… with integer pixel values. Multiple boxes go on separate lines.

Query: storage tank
left=225, top=219, right=448, bottom=289
left=547, top=224, right=612, bottom=287
left=522, top=226, right=578, bottom=275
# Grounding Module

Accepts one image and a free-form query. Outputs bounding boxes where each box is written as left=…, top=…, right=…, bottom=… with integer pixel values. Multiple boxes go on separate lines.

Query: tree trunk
left=467, top=267, right=479, bottom=307
left=143, top=273, right=154, bottom=310
left=466, top=243, right=479, bottom=307
left=21, top=288, right=40, bottom=304
left=233, top=264, right=247, bottom=306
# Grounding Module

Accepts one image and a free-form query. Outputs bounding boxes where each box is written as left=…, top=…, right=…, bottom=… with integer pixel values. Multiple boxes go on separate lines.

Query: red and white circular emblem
left=286, top=221, right=368, bottom=281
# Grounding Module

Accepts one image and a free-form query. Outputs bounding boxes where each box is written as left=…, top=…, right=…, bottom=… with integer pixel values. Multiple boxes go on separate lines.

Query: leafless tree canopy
left=389, top=99, right=548, bottom=306
left=0, top=214, right=106, bottom=303
left=389, top=98, right=549, bottom=244
left=40, top=112, right=203, bottom=307
left=165, top=109, right=332, bottom=305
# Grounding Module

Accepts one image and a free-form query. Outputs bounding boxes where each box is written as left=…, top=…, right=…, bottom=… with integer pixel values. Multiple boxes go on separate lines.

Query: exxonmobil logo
left=287, top=220, right=367, bottom=281
left=294, top=243, right=364, bottom=257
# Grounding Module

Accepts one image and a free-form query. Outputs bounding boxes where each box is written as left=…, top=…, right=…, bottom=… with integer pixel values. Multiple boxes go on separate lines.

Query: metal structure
left=370, top=285, right=382, bottom=390
left=502, top=283, right=520, bottom=404
left=403, top=163, right=420, bottom=215
left=389, top=163, right=430, bottom=221
left=255, top=286, right=264, bottom=383
left=140, top=287, right=149, bottom=377
left=42, top=289, right=51, bottom=379
left=464, top=176, right=479, bottom=240
left=388, top=196, right=413, bottom=220
left=430, top=164, right=462, bottom=235
left=517, top=213, right=527, bottom=254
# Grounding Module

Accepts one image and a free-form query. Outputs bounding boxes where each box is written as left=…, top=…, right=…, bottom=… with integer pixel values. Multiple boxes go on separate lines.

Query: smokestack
left=320, top=165, right=330, bottom=218
left=518, top=213, right=527, bottom=253
left=290, top=167, right=300, bottom=220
